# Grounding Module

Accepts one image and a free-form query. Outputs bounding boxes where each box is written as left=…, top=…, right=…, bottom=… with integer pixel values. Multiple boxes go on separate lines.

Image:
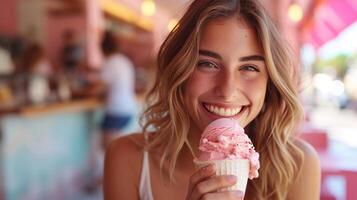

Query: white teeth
left=214, top=106, right=219, bottom=113
left=219, top=107, right=225, bottom=115
left=209, top=105, right=215, bottom=112
left=204, top=104, right=242, bottom=117
left=227, top=108, right=233, bottom=116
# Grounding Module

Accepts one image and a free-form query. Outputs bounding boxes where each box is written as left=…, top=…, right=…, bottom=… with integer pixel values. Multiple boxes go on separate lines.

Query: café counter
left=0, top=98, right=103, bottom=200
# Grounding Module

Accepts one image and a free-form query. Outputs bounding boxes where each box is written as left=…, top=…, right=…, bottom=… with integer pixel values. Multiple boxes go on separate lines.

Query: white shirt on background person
left=101, top=53, right=137, bottom=116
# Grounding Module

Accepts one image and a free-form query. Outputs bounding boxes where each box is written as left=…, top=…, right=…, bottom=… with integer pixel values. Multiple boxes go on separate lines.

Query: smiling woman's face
left=184, top=16, right=269, bottom=134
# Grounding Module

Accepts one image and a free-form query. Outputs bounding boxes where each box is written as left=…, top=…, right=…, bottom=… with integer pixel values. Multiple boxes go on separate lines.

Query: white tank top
left=139, top=135, right=154, bottom=200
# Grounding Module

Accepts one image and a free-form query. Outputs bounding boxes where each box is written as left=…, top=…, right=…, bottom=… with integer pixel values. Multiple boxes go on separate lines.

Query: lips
left=203, top=103, right=245, bottom=117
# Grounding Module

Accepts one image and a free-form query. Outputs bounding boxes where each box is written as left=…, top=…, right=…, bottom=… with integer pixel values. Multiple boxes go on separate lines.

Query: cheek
left=185, top=72, right=213, bottom=96
left=183, top=75, right=200, bottom=107
left=245, top=79, right=268, bottom=106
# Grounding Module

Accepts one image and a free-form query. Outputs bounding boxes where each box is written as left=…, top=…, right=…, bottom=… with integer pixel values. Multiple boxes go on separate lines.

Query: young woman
left=104, top=0, right=321, bottom=199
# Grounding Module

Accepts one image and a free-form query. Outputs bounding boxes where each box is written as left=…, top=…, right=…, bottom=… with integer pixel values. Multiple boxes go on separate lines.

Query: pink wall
left=278, top=0, right=301, bottom=54
left=0, top=0, right=18, bottom=35
left=152, top=9, right=171, bottom=54
left=45, top=15, right=86, bottom=69
left=262, top=0, right=301, bottom=54
left=86, top=0, right=104, bottom=68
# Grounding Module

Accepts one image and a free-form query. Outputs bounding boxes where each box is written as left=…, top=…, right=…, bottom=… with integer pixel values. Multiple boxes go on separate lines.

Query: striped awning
left=303, top=0, right=357, bottom=48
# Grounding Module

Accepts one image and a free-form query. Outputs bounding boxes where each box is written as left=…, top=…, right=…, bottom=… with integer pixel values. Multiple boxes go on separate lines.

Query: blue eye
left=240, top=65, right=259, bottom=72
left=197, top=61, right=219, bottom=70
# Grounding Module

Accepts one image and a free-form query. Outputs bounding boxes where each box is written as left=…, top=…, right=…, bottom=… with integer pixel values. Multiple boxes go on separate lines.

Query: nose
left=214, top=70, right=240, bottom=101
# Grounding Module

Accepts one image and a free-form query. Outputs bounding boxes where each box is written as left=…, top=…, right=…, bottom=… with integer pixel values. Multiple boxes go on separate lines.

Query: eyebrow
left=199, top=49, right=265, bottom=62
left=240, top=55, right=265, bottom=62
left=199, top=50, right=222, bottom=59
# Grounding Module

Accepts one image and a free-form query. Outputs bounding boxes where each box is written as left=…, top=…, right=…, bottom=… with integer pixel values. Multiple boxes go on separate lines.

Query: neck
left=174, top=127, right=201, bottom=169
left=175, top=142, right=196, bottom=174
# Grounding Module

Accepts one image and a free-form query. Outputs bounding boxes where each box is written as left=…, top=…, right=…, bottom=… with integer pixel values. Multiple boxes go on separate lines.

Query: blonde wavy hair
left=140, top=0, right=304, bottom=199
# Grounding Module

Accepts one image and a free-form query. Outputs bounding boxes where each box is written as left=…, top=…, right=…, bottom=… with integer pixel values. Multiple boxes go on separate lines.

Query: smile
left=203, top=103, right=244, bottom=117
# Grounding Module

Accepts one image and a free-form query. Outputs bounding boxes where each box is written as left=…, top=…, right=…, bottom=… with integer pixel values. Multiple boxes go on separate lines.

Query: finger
left=200, top=190, right=244, bottom=200
left=187, top=164, right=216, bottom=198
left=190, top=175, right=237, bottom=200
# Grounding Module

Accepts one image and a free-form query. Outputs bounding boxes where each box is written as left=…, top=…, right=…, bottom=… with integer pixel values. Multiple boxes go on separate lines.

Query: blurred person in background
left=61, top=29, right=84, bottom=73
left=21, top=43, right=53, bottom=105
left=97, top=30, right=137, bottom=149
left=83, top=30, right=138, bottom=192
left=22, top=44, right=52, bottom=77
left=0, top=41, right=14, bottom=75
left=0, top=42, right=15, bottom=107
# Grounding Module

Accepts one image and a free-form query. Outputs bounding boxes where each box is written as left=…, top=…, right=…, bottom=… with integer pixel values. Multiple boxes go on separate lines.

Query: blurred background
left=0, top=0, right=356, bottom=200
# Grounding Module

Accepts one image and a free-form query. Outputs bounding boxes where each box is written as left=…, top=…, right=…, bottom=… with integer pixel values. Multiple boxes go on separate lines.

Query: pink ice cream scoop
left=197, top=118, right=260, bottom=180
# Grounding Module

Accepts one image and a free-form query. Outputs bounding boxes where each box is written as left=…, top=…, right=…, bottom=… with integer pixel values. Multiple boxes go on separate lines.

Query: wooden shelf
left=19, top=98, right=103, bottom=118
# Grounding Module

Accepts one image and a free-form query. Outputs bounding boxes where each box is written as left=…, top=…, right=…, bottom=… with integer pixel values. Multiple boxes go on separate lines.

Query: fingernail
left=227, top=175, right=237, bottom=183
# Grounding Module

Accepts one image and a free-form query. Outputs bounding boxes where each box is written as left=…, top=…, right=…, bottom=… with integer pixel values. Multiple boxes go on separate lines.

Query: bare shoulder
left=106, top=133, right=146, bottom=167
left=103, top=133, right=146, bottom=200
left=288, top=139, right=321, bottom=200
left=108, top=132, right=146, bottom=154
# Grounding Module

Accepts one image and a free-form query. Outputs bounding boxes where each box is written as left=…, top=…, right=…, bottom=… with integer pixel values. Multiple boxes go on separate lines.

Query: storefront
left=0, top=99, right=102, bottom=200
